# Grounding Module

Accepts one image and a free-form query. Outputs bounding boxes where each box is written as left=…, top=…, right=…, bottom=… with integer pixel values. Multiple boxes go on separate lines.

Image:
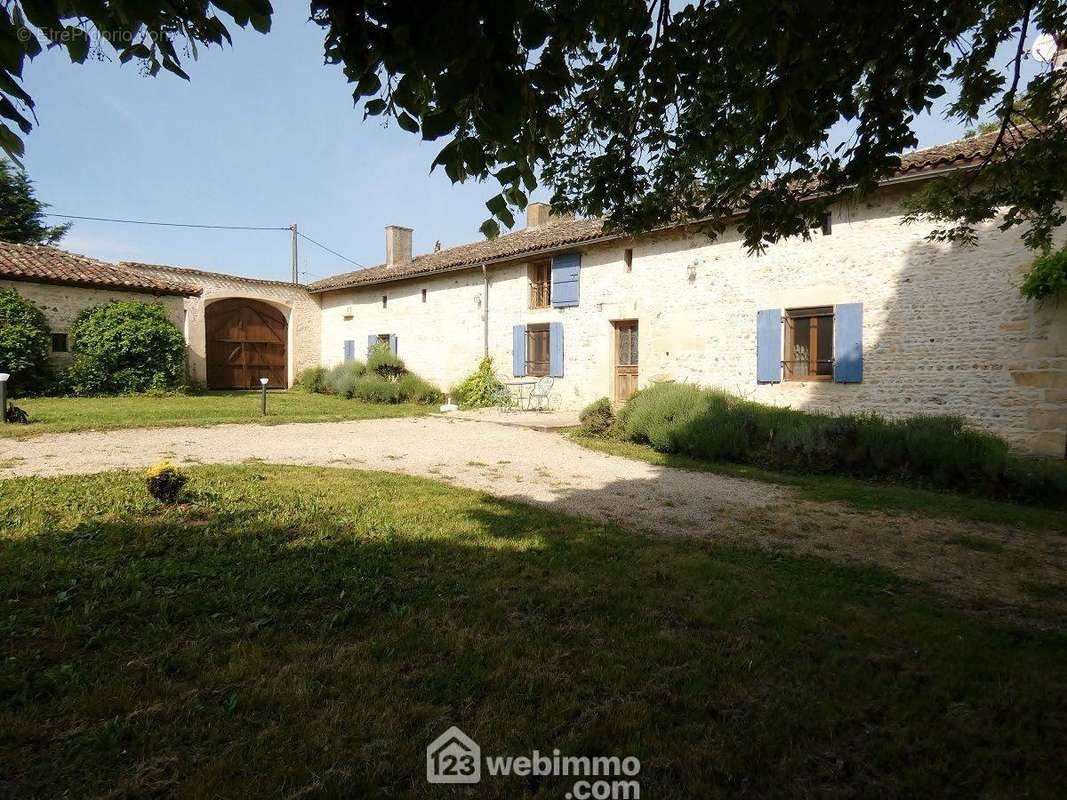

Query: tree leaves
left=0, top=1, right=274, bottom=161
left=0, top=0, right=1063, bottom=260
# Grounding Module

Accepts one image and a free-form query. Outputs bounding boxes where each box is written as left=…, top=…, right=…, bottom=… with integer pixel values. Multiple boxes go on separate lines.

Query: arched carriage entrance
left=205, top=298, right=288, bottom=389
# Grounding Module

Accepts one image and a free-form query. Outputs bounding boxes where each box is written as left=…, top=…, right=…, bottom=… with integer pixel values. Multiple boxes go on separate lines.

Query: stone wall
left=318, top=269, right=486, bottom=393
left=125, top=265, right=321, bottom=387
left=318, top=183, right=1066, bottom=456
left=0, top=279, right=186, bottom=369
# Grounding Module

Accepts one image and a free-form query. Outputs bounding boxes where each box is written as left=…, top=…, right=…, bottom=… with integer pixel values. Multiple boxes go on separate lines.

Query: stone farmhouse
left=0, top=129, right=1064, bottom=457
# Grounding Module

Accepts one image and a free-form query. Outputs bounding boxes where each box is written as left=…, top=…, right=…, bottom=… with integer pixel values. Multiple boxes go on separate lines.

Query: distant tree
left=0, top=160, right=69, bottom=245
left=1, top=1, right=1066, bottom=265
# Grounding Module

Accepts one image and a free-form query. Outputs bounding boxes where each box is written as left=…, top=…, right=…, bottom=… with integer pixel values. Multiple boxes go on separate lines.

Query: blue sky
left=20, top=5, right=1038, bottom=282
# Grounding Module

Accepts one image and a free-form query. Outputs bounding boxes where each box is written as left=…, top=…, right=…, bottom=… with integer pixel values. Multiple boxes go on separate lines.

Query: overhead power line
left=297, top=231, right=364, bottom=268
left=45, top=212, right=365, bottom=270
left=46, top=213, right=290, bottom=231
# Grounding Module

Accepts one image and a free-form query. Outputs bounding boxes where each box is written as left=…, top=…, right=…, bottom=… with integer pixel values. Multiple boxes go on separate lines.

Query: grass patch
left=0, top=392, right=430, bottom=438
left=1021, top=580, right=1067, bottom=601
left=571, top=434, right=1067, bottom=532
left=1, top=465, right=1066, bottom=797
left=944, top=534, right=1007, bottom=554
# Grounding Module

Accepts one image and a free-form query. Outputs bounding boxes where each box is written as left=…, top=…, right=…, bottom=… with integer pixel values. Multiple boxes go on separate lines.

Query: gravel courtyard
left=3, top=415, right=1065, bottom=627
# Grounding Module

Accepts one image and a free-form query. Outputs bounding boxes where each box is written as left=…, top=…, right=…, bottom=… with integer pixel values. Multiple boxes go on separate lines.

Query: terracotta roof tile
left=121, top=260, right=303, bottom=288
left=894, top=126, right=1025, bottom=173
left=309, top=129, right=1018, bottom=294
left=308, top=216, right=608, bottom=292
left=0, top=241, right=199, bottom=296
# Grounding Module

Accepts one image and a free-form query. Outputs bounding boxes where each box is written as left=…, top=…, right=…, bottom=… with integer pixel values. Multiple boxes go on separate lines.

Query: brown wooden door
left=613, top=320, right=639, bottom=402
left=205, top=298, right=288, bottom=389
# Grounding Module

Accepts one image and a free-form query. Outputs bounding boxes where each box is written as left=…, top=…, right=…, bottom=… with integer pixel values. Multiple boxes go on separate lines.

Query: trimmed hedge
left=66, top=301, right=186, bottom=395
left=0, top=287, right=52, bottom=396
left=618, top=382, right=1067, bottom=505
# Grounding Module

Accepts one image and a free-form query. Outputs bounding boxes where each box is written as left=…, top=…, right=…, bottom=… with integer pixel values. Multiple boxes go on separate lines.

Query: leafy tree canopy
left=2, top=1, right=1065, bottom=257
left=0, top=159, right=68, bottom=244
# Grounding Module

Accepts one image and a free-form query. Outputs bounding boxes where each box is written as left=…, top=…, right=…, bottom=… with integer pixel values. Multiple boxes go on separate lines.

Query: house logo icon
left=426, top=725, right=481, bottom=784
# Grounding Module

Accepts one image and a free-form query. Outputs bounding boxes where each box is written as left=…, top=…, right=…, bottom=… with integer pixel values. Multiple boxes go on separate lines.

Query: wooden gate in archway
left=205, top=298, right=288, bottom=389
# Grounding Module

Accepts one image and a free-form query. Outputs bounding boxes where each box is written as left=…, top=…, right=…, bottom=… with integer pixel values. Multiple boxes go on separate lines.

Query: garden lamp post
left=260, top=377, right=269, bottom=416
left=0, top=373, right=8, bottom=424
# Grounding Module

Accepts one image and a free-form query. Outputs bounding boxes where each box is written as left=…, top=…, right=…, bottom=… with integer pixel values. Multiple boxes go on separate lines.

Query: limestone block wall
left=318, top=269, right=486, bottom=393
left=317, top=184, right=1065, bottom=455
left=125, top=265, right=321, bottom=387
left=0, top=279, right=186, bottom=369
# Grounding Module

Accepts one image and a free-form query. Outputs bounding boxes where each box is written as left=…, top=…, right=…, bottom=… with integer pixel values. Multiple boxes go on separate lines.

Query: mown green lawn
left=0, top=392, right=430, bottom=438
left=569, top=433, right=1067, bottom=532
left=2, top=465, right=1065, bottom=797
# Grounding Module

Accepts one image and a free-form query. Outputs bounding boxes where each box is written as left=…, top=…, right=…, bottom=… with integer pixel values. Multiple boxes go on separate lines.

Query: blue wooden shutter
left=512, top=324, right=526, bottom=377
left=551, top=253, right=581, bottom=307
left=343, top=340, right=355, bottom=363
left=367, top=334, right=377, bottom=358
left=549, top=322, right=564, bottom=377
left=388, top=334, right=398, bottom=355
left=833, top=303, right=863, bottom=383
left=756, top=309, right=782, bottom=383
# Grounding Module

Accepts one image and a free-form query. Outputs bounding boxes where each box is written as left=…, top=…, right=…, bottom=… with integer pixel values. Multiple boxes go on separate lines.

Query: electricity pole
left=290, top=224, right=299, bottom=283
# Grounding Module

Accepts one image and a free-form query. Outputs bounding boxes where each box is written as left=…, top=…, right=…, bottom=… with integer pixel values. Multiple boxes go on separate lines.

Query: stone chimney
left=527, top=202, right=551, bottom=228
left=385, top=225, right=412, bottom=266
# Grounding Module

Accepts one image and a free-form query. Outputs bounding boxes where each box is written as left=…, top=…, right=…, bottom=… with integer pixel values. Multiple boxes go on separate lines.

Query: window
left=525, top=323, right=550, bottom=377
left=616, top=322, right=638, bottom=367
left=624, top=248, right=633, bottom=272
left=369, top=333, right=395, bottom=358
left=382, top=295, right=388, bottom=309
left=421, top=288, right=427, bottom=303
left=529, top=261, right=551, bottom=308
left=784, top=307, right=833, bottom=381
left=51, top=333, right=68, bottom=353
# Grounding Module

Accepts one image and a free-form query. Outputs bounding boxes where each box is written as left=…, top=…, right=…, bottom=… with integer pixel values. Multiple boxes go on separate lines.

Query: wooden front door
left=613, top=320, right=639, bottom=402
left=205, top=298, right=288, bottom=389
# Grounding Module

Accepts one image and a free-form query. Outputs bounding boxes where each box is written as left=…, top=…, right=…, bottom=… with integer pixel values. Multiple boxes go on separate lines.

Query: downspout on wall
left=481, top=264, right=489, bottom=357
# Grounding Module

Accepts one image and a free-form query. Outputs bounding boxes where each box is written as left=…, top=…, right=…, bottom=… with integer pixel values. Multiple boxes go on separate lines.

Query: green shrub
left=452, top=356, right=505, bottom=408
left=578, top=397, right=616, bottom=437
left=324, top=361, right=367, bottom=397
left=1003, top=457, right=1067, bottom=504
left=618, top=382, right=1064, bottom=505
left=397, top=372, right=442, bottom=405
left=144, top=460, right=188, bottom=505
left=1021, top=245, right=1067, bottom=302
left=0, top=287, right=52, bottom=396
left=66, top=301, right=186, bottom=395
left=295, top=366, right=329, bottom=394
left=367, top=344, right=406, bottom=380
left=351, top=374, right=401, bottom=403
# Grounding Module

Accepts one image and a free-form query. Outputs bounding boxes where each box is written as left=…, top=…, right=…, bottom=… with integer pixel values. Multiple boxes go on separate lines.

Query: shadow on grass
left=2, top=465, right=1066, bottom=798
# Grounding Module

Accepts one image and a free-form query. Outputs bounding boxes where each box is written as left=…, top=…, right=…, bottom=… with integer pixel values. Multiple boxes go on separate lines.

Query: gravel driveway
left=0, top=416, right=780, bottom=537
left=3, top=416, right=1065, bottom=627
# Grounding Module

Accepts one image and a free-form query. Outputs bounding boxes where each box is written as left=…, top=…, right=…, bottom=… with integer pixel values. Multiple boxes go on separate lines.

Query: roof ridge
left=121, top=260, right=304, bottom=288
